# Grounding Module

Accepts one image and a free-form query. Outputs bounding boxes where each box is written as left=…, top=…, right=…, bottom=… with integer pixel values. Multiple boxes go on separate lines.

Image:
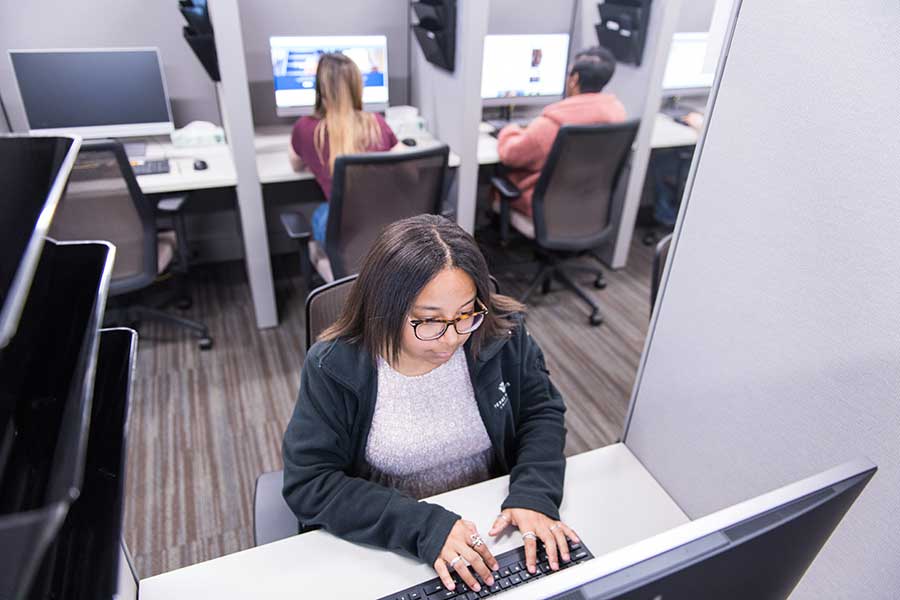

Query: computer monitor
left=9, top=48, right=174, bottom=138
left=661, top=32, right=717, bottom=96
left=269, top=35, right=389, bottom=117
left=481, top=34, right=571, bottom=107
left=529, top=458, right=876, bottom=600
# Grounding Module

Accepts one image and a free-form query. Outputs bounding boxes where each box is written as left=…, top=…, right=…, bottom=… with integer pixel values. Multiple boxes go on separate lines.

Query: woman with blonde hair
left=289, top=52, right=398, bottom=241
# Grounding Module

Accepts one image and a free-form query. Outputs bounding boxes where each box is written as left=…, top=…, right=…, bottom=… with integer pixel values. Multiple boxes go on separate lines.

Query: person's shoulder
left=293, top=116, right=320, bottom=134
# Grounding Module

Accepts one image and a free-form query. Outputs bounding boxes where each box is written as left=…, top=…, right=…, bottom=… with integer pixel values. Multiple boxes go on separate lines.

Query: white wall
left=626, top=1, right=900, bottom=598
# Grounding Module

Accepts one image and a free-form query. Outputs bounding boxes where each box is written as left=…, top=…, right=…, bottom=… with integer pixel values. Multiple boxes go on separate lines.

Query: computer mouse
left=401, top=138, right=418, bottom=147
left=193, top=159, right=208, bottom=171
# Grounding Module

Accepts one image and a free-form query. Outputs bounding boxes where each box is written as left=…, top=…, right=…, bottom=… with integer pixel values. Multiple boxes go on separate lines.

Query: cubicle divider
left=623, top=1, right=900, bottom=598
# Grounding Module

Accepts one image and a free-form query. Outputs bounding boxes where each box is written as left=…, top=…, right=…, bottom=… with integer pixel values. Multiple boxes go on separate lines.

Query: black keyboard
left=130, top=158, right=170, bottom=176
left=377, top=539, right=594, bottom=600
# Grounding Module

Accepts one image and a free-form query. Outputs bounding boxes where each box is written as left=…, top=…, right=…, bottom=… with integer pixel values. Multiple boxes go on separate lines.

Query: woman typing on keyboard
left=282, top=215, right=579, bottom=595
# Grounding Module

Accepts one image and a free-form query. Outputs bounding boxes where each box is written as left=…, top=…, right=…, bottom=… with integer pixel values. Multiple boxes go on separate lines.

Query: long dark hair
left=320, top=215, right=524, bottom=363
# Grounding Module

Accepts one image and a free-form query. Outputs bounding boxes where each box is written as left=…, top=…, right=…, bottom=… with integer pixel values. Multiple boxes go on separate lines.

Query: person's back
left=497, top=46, right=625, bottom=217
left=288, top=53, right=398, bottom=241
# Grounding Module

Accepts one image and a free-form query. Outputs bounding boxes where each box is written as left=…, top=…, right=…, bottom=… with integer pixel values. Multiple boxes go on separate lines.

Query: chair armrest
left=490, top=175, right=522, bottom=200
left=157, top=194, right=188, bottom=213
left=280, top=211, right=312, bottom=242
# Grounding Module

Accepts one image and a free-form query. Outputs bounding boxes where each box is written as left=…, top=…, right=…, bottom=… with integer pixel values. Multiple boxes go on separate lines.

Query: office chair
left=281, top=145, right=449, bottom=287
left=642, top=147, right=693, bottom=246
left=49, top=139, right=212, bottom=349
left=650, top=233, right=673, bottom=317
left=253, top=275, right=358, bottom=546
left=492, top=121, right=640, bottom=326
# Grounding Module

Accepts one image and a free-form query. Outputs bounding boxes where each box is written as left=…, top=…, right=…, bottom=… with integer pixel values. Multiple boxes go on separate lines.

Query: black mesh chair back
left=532, top=121, right=639, bottom=251
left=49, top=140, right=157, bottom=295
left=651, top=233, right=673, bottom=315
left=305, top=275, right=358, bottom=350
left=325, top=145, right=449, bottom=279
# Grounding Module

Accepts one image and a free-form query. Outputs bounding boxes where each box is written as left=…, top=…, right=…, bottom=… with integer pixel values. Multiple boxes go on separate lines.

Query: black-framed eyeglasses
left=409, top=299, right=489, bottom=341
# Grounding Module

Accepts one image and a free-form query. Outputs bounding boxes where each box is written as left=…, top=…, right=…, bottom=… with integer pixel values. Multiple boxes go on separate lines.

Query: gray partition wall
left=625, top=1, right=900, bottom=598
left=237, top=0, right=410, bottom=127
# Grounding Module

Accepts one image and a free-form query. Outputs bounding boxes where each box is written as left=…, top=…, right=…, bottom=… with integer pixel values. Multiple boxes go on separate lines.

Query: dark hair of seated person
left=319, top=214, right=524, bottom=363
left=569, top=45, right=617, bottom=93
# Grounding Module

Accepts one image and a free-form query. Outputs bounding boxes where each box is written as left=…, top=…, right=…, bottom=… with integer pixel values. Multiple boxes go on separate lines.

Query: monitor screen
left=536, top=459, right=876, bottom=600
left=9, top=48, right=174, bottom=138
left=481, top=34, right=571, bottom=107
left=662, top=32, right=717, bottom=94
left=269, top=35, right=389, bottom=117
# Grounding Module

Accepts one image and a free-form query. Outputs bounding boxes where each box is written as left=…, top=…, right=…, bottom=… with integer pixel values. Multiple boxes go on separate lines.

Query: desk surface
left=476, top=113, right=699, bottom=166
left=141, top=443, right=687, bottom=600
left=135, top=128, right=461, bottom=195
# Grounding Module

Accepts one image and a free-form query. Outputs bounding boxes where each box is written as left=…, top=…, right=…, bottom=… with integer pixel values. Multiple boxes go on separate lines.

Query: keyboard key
left=478, top=590, right=490, bottom=598
left=569, top=542, right=582, bottom=551
left=509, top=563, right=522, bottom=573
left=520, top=571, right=532, bottom=582
left=439, top=591, right=457, bottom=599
left=510, top=575, right=523, bottom=585
left=489, top=583, right=501, bottom=594
left=499, top=567, right=512, bottom=578
left=573, top=550, right=588, bottom=560
left=539, top=562, right=552, bottom=574
left=425, top=583, right=445, bottom=595
left=410, top=593, right=421, bottom=600
left=500, top=578, right=512, bottom=589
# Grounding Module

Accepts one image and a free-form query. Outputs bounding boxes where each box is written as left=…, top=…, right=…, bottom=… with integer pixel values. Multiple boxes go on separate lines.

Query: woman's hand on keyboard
left=433, top=519, right=500, bottom=593
left=488, top=508, right=580, bottom=575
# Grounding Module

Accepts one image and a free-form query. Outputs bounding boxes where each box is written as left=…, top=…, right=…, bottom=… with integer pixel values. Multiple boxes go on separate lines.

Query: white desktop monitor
left=662, top=32, right=717, bottom=96
left=8, top=48, right=174, bottom=139
left=269, top=35, right=389, bottom=117
left=481, top=34, right=571, bottom=107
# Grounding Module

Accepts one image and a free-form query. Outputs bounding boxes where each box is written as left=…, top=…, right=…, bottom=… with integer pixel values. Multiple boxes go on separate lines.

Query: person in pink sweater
left=497, top=46, right=627, bottom=217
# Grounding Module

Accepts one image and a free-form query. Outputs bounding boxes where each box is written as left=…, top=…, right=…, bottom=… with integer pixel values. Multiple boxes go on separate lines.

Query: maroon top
left=290, top=113, right=398, bottom=199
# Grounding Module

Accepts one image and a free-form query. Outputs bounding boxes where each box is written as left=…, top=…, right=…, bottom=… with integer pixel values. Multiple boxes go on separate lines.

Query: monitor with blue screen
left=481, top=34, right=571, bottom=107
left=269, top=35, right=389, bottom=117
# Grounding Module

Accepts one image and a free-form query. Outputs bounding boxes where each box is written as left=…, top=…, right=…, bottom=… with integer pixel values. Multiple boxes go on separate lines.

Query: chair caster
left=642, top=231, right=658, bottom=246
left=176, top=296, right=193, bottom=310
left=594, top=276, right=607, bottom=290
left=589, top=311, right=604, bottom=327
left=198, top=336, right=214, bottom=350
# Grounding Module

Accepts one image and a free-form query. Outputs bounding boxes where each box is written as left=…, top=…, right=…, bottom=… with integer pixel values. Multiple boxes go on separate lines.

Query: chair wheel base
left=176, top=297, right=193, bottom=310
left=594, top=277, right=607, bottom=290
left=589, top=312, right=604, bottom=326
left=198, top=337, right=214, bottom=350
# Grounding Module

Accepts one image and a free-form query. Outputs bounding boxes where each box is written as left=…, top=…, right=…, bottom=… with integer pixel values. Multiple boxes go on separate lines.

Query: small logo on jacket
left=494, top=381, right=511, bottom=410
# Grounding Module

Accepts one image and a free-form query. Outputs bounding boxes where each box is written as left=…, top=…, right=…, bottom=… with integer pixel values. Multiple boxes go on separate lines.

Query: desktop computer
left=661, top=32, right=717, bottom=97
left=375, top=459, right=875, bottom=600
left=269, top=35, right=389, bottom=117
left=481, top=34, right=570, bottom=108
left=9, top=48, right=175, bottom=139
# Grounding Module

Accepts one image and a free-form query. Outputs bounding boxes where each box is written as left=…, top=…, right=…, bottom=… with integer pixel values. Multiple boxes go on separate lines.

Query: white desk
left=476, top=113, right=699, bottom=166
left=135, top=128, right=463, bottom=193
left=137, top=139, right=237, bottom=195
left=141, top=443, right=688, bottom=599
left=254, top=125, right=462, bottom=185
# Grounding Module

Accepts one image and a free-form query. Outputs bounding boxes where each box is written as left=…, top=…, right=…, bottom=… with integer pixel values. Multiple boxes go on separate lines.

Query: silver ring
left=522, top=531, right=537, bottom=541
left=449, top=555, right=464, bottom=568
left=549, top=524, right=561, bottom=532
left=469, top=533, right=485, bottom=548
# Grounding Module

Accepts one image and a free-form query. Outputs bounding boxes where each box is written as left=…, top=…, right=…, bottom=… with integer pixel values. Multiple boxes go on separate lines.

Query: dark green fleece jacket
left=281, top=317, right=567, bottom=566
